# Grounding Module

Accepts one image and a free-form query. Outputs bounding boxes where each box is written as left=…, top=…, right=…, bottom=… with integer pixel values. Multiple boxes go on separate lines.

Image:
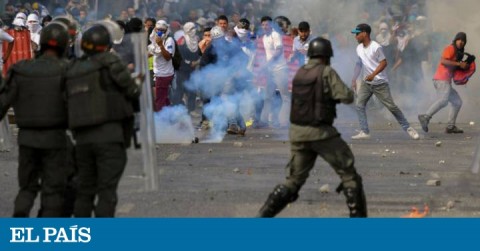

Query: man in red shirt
left=418, top=32, right=469, bottom=133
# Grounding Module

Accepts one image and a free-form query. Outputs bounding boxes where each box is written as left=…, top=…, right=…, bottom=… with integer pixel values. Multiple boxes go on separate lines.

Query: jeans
left=355, top=81, right=410, bottom=133
left=260, top=67, right=290, bottom=125
left=425, top=80, right=462, bottom=127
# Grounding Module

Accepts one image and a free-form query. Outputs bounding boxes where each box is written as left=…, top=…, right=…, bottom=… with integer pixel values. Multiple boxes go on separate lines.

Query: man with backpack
left=418, top=32, right=471, bottom=134
left=257, top=37, right=367, bottom=218
left=148, top=20, right=176, bottom=112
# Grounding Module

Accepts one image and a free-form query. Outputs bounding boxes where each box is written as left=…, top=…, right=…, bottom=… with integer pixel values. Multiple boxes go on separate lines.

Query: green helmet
left=81, top=24, right=111, bottom=55
left=307, top=37, right=333, bottom=58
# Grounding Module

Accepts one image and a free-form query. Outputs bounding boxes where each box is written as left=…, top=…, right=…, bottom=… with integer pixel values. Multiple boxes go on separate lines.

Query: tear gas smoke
left=154, top=105, right=195, bottom=144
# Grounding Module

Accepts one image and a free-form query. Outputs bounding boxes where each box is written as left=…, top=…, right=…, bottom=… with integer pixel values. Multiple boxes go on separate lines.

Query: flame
left=402, top=205, right=429, bottom=218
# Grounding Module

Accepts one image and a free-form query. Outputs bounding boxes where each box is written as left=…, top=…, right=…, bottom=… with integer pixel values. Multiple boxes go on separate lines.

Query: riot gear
left=53, top=16, right=78, bottom=40
left=0, top=30, right=71, bottom=217
left=66, top=53, right=135, bottom=129
left=257, top=184, right=299, bottom=217
left=336, top=175, right=368, bottom=217
left=11, top=59, right=68, bottom=128
left=290, top=64, right=336, bottom=126
left=39, top=22, right=69, bottom=56
left=81, top=25, right=111, bottom=55
left=307, top=37, right=334, bottom=58
left=66, top=29, right=140, bottom=217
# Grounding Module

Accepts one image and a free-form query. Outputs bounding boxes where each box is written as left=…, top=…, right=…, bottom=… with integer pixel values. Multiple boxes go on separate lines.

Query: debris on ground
left=446, top=201, right=455, bottom=210
left=233, top=142, right=244, bottom=148
left=426, top=180, right=441, bottom=186
left=435, top=141, right=442, bottom=147
left=319, top=184, right=330, bottom=193
left=166, top=153, right=181, bottom=161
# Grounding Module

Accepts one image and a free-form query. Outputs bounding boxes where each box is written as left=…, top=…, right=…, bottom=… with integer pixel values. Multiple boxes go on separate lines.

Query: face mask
left=156, top=30, right=168, bottom=39
left=27, top=22, right=39, bottom=32
left=234, top=26, right=248, bottom=41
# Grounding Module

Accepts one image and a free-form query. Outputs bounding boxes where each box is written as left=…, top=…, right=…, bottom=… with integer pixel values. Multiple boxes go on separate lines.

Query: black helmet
left=39, top=21, right=69, bottom=56
left=52, top=16, right=78, bottom=41
left=81, top=25, right=111, bottom=55
left=274, top=16, right=291, bottom=30
left=237, top=18, right=250, bottom=30
left=307, top=37, right=333, bottom=58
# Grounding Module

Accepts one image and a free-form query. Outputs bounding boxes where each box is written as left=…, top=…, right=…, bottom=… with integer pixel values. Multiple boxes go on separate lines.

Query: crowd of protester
left=0, top=0, right=451, bottom=137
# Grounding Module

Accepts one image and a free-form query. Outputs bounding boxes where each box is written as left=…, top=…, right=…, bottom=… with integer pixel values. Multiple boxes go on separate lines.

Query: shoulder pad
left=93, top=52, right=123, bottom=66
left=12, top=58, right=65, bottom=77
left=66, top=57, right=104, bottom=78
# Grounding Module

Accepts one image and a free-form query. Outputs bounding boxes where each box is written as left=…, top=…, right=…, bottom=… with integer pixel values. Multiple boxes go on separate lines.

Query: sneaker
left=227, top=124, right=239, bottom=135
left=446, top=125, right=464, bottom=134
left=351, top=131, right=371, bottom=140
left=418, top=114, right=430, bottom=132
left=407, top=127, right=420, bottom=140
left=238, top=128, right=246, bottom=136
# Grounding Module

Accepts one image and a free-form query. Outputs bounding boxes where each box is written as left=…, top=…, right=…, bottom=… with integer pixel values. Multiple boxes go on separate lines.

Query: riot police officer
left=0, top=22, right=70, bottom=217
left=257, top=37, right=367, bottom=218
left=66, top=22, right=141, bottom=217
left=53, top=16, right=82, bottom=60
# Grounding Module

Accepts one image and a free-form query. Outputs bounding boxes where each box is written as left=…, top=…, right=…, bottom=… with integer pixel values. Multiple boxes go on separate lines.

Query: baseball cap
left=351, top=23, right=371, bottom=34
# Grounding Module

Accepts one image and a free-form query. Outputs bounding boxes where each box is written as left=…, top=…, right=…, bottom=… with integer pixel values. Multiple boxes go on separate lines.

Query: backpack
left=169, top=36, right=182, bottom=71
left=453, top=52, right=476, bottom=85
left=290, top=64, right=335, bottom=126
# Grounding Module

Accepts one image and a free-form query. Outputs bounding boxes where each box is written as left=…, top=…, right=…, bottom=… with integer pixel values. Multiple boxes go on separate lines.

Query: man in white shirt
left=259, top=16, right=289, bottom=127
left=350, top=23, right=419, bottom=140
left=148, top=20, right=175, bottom=112
left=290, top=21, right=314, bottom=66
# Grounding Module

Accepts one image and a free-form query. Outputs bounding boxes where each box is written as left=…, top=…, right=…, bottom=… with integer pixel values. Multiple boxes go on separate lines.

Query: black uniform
left=66, top=51, right=140, bottom=217
left=0, top=54, right=70, bottom=217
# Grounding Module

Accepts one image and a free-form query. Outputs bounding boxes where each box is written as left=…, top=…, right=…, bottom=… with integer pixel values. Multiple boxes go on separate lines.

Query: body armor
left=257, top=184, right=298, bottom=217
left=66, top=53, right=134, bottom=129
left=11, top=58, right=68, bottom=128
left=290, top=64, right=336, bottom=126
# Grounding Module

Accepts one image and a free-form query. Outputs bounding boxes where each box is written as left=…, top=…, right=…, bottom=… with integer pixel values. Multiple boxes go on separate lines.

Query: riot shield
left=2, top=28, right=33, bottom=76
left=129, top=31, right=158, bottom=191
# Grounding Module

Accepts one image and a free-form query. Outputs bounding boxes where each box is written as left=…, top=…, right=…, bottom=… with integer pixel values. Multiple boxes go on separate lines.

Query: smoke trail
left=154, top=105, right=195, bottom=144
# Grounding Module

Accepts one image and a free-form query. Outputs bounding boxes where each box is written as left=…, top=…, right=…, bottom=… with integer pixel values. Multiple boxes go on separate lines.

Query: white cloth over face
left=183, top=22, right=198, bottom=53
left=375, top=22, right=391, bottom=46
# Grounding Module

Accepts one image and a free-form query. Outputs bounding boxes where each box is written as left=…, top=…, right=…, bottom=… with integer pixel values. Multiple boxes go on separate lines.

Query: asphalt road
left=2, top=116, right=480, bottom=218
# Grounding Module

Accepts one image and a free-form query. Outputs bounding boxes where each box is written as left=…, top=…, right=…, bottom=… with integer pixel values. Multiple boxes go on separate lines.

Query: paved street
left=2, top=113, right=480, bottom=218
